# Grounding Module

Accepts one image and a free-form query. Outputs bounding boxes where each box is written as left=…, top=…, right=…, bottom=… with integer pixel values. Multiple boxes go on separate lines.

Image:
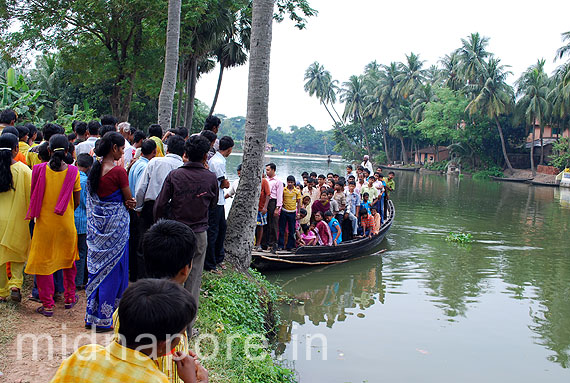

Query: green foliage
left=472, top=166, right=504, bottom=180
left=551, top=138, right=570, bottom=169
left=0, top=67, right=48, bottom=122
left=196, top=269, right=295, bottom=383
left=446, top=232, right=474, bottom=243
left=425, top=160, right=448, bottom=171
left=53, top=102, right=96, bottom=133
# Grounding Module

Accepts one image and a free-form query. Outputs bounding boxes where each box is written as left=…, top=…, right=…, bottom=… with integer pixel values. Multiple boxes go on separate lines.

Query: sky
left=195, top=0, right=570, bottom=132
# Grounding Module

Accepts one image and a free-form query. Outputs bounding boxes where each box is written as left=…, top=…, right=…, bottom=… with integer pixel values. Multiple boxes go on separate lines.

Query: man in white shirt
left=205, top=136, right=234, bottom=272
left=361, top=155, right=374, bottom=174
left=75, top=120, right=101, bottom=156
left=224, top=163, right=241, bottom=199
left=118, top=121, right=136, bottom=168
left=135, top=135, right=185, bottom=240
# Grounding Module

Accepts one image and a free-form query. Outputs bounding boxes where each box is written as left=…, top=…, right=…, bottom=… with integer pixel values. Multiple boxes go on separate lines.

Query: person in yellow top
left=25, top=123, right=65, bottom=169
left=50, top=279, right=207, bottom=383
left=0, top=133, right=32, bottom=302
left=16, top=125, right=31, bottom=155
left=278, top=175, right=302, bottom=251
left=149, top=124, right=165, bottom=157
left=112, top=220, right=205, bottom=383
left=25, top=134, right=81, bottom=317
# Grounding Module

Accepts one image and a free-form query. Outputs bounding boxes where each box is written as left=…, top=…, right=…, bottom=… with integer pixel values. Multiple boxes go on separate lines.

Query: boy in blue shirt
left=74, top=153, right=93, bottom=289
left=360, top=192, right=372, bottom=215
left=324, top=211, right=342, bottom=246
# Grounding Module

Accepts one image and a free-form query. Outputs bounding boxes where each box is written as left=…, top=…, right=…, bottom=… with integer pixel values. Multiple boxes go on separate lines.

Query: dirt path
left=1, top=291, right=113, bottom=383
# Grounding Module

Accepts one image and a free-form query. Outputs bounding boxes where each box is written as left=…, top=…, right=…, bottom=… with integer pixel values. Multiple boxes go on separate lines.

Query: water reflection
left=267, top=170, right=570, bottom=376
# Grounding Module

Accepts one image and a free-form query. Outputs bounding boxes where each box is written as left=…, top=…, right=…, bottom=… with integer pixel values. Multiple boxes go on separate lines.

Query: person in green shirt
left=360, top=176, right=379, bottom=206
left=385, top=171, right=395, bottom=197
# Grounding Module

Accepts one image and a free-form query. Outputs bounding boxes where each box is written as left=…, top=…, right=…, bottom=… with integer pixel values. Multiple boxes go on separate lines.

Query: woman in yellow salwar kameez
left=0, top=133, right=31, bottom=302
left=25, top=134, right=81, bottom=316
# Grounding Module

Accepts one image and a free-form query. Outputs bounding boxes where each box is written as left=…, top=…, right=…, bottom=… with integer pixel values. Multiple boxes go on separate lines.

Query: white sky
left=195, top=0, right=570, bottom=131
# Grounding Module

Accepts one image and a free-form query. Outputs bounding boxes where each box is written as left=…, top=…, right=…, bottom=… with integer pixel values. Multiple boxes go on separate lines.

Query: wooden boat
left=525, top=179, right=559, bottom=187
left=251, top=200, right=394, bottom=271
left=489, top=176, right=533, bottom=183
left=385, top=166, right=419, bottom=172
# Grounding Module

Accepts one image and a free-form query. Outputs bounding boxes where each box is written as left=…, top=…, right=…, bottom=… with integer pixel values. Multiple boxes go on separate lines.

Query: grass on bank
left=193, top=269, right=296, bottom=383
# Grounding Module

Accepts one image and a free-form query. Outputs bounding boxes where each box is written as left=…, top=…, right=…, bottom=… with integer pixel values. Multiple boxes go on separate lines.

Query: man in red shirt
left=254, top=172, right=271, bottom=250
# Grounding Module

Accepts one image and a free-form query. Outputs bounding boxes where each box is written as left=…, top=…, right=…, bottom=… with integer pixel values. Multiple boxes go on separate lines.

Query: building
left=415, top=146, right=450, bottom=164
left=525, top=124, right=570, bottom=159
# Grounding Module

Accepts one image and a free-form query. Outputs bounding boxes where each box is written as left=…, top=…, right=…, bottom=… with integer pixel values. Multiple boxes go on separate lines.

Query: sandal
left=36, top=306, right=54, bottom=317
left=10, top=288, right=22, bottom=302
left=28, top=294, right=41, bottom=303
left=65, top=296, right=78, bottom=309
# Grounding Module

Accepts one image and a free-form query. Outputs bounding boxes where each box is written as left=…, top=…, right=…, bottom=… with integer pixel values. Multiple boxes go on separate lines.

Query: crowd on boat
left=252, top=160, right=395, bottom=253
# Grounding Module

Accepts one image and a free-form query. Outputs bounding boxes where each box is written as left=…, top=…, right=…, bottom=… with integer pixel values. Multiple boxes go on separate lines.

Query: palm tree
left=457, top=33, right=490, bottom=88
left=158, top=0, right=183, bottom=132
left=555, top=31, right=570, bottom=61
left=425, top=65, right=442, bottom=86
left=395, top=52, right=426, bottom=99
left=466, top=57, right=514, bottom=171
left=304, top=62, right=356, bottom=152
left=411, top=83, right=436, bottom=122
left=439, top=51, right=464, bottom=91
left=341, top=75, right=371, bottom=157
left=515, top=60, right=550, bottom=175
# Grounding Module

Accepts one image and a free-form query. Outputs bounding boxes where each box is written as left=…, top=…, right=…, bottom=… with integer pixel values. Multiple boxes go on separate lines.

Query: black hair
left=1, top=126, right=18, bottom=136
left=348, top=175, right=355, bottom=180
left=148, top=124, right=162, bottom=138
left=361, top=209, right=369, bottom=216
left=0, top=109, right=17, bottom=124
left=118, top=279, right=197, bottom=347
left=379, top=173, right=384, bottom=178
left=204, top=115, right=221, bottom=131
left=318, top=174, right=325, bottom=179
left=266, top=162, right=276, bottom=171
left=133, top=130, right=146, bottom=144
left=166, top=135, right=185, bottom=157
left=363, top=192, right=369, bottom=198
left=301, top=171, right=308, bottom=177
left=100, top=115, right=117, bottom=126
left=71, top=120, right=79, bottom=132
left=175, top=127, right=189, bottom=139
left=357, top=165, right=365, bottom=171
left=200, top=130, right=217, bottom=143
left=77, top=153, right=94, bottom=169
left=237, top=163, right=242, bottom=172
left=67, top=132, right=76, bottom=141
left=48, top=134, right=69, bottom=171
left=287, top=175, right=296, bottom=183
left=24, top=123, right=37, bottom=139
left=16, top=125, right=29, bottom=140
left=35, top=131, right=43, bottom=143
left=143, top=220, right=197, bottom=279
left=308, top=177, right=315, bottom=184
left=64, top=141, right=75, bottom=165
left=299, top=208, right=307, bottom=216
left=87, top=120, right=101, bottom=136
left=333, top=174, right=339, bottom=178
left=389, top=171, right=395, bottom=176
left=347, top=165, right=353, bottom=170
left=363, top=169, right=370, bottom=176
left=99, top=124, right=116, bottom=137
left=218, top=136, right=234, bottom=151
left=310, top=172, right=317, bottom=178
left=326, top=188, right=334, bottom=194
left=324, top=211, right=333, bottom=218
left=88, top=132, right=125, bottom=194
left=37, top=142, right=50, bottom=162
left=327, top=172, right=333, bottom=177
left=75, top=122, right=87, bottom=136
left=141, top=139, right=157, bottom=156
left=42, top=123, right=64, bottom=141
left=185, top=135, right=210, bottom=162
left=0, top=133, right=18, bottom=192
left=348, top=180, right=356, bottom=186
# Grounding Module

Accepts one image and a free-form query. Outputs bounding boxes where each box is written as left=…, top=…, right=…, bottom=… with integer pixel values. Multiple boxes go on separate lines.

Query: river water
left=225, top=155, right=570, bottom=383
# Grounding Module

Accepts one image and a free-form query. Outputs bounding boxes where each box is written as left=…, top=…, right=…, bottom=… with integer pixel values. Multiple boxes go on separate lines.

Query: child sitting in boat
left=300, top=224, right=317, bottom=246
left=324, top=211, right=342, bottom=246
left=360, top=210, right=374, bottom=238
left=371, top=207, right=381, bottom=235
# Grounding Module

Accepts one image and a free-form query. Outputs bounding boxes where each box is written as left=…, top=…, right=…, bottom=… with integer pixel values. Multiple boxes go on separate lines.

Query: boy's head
left=348, top=181, right=356, bottom=192
left=317, top=174, right=325, bottom=184
left=143, top=220, right=196, bottom=284
left=371, top=207, right=377, bottom=216
left=148, top=124, right=162, bottom=138
left=327, top=172, right=333, bottom=180
left=327, top=188, right=334, bottom=199
left=363, top=192, right=369, bottom=202
left=368, top=176, right=375, bottom=185
left=363, top=169, right=370, bottom=178
left=299, top=208, right=307, bottom=219
left=361, top=210, right=369, bottom=219
left=118, top=279, right=196, bottom=355
left=76, top=153, right=94, bottom=172
left=286, top=175, right=295, bottom=188
left=346, top=165, right=353, bottom=173
left=333, top=174, right=339, bottom=181
left=308, top=178, right=316, bottom=187
left=302, top=195, right=311, bottom=206
left=310, top=172, right=317, bottom=179
left=324, top=211, right=333, bottom=222
left=388, top=171, right=395, bottom=180
left=16, top=125, right=29, bottom=142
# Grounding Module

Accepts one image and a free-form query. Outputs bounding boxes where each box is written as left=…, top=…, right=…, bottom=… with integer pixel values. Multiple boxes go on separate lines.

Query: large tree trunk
left=225, top=0, right=274, bottom=272
left=530, top=124, right=536, bottom=177
left=322, top=103, right=357, bottom=154
left=175, top=60, right=185, bottom=127
left=157, top=0, right=182, bottom=132
left=184, top=57, right=198, bottom=131
left=539, top=125, right=544, bottom=165
left=495, top=116, right=513, bottom=171
left=358, top=116, right=372, bottom=158
left=382, top=124, right=391, bottom=164
left=209, top=65, right=225, bottom=117
left=399, top=136, right=407, bottom=164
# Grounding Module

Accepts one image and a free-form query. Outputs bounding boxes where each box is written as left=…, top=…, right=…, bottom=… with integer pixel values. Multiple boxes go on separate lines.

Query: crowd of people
left=251, top=162, right=395, bottom=252
left=0, top=106, right=395, bottom=382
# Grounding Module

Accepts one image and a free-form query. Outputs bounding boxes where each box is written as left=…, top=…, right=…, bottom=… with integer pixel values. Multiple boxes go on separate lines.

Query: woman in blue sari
left=85, top=132, right=136, bottom=331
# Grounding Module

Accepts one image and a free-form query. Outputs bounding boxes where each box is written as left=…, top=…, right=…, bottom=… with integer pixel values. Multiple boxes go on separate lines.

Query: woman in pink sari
left=313, top=211, right=332, bottom=246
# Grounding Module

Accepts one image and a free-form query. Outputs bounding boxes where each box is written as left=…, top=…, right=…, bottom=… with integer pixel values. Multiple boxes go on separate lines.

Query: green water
left=228, top=156, right=570, bottom=383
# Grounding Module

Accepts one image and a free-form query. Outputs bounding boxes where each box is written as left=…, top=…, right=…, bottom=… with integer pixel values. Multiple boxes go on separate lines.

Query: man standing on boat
left=361, top=155, right=374, bottom=174
left=262, top=163, right=283, bottom=253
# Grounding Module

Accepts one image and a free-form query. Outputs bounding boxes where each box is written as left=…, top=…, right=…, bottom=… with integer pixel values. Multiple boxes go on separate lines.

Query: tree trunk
left=358, top=116, right=372, bottom=158
left=175, top=60, right=185, bottom=127
left=539, top=125, right=544, bottom=165
left=209, top=65, right=225, bottom=117
left=530, top=124, right=536, bottom=177
left=382, top=124, right=391, bottom=164
left=225, top=0, right=274, bottom=272
left=399, top=136, right=407, bottom=164
left=184, top=57, right=198, bottom=131
left=157, top=0, right=182, bottom=132
left=322, top=103, right=356, bottom=154
left=494, top=116, right=513, bottom=171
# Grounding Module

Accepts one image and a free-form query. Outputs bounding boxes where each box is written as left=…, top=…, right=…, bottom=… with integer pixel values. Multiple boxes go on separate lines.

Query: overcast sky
left=195, top=0, right=570, bottom=132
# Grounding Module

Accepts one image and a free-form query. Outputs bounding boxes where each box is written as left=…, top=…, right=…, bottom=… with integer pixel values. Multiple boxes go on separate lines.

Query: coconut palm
left=341, top=75, right=371, bottom=157
left=555, top=31, right=570, bottom=61
left=457, top=33, right=490, bottom=89
left=395, top=52, right=426, bottom=99
left=466, top=57, right=514, bottom=171
left=439, top=51, right=464, bottom=91
left=411, top=83, right=436, bottom=122
left=515, top=59, right=550, bottom=174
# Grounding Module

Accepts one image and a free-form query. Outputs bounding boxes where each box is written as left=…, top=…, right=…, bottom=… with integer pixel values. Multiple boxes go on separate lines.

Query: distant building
left=415, top=146, right=450, bottom=164
left=525, top=123, right=570, bottom=158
